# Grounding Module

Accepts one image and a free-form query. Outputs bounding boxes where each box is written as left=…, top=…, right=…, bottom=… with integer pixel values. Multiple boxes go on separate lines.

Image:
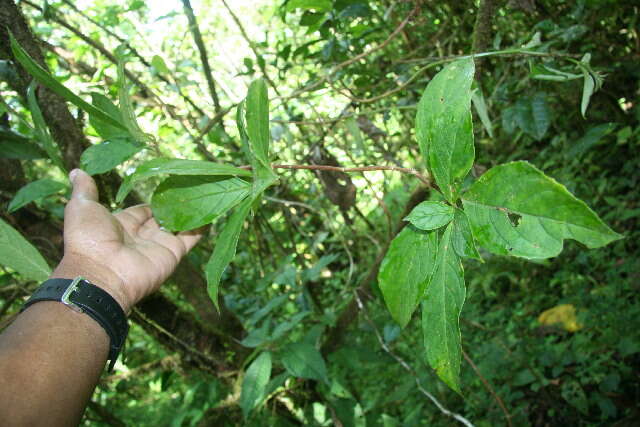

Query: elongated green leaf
left=246, top=79, right=271, bottom=168
left=416, top=58, right=475, bottom=202
left=581, top=71, right=595, bottom=118
left=0, top=217, right=50, bottom=281
left=10, top=34, right=126, bottom=131
left=451, top=209, right=482, bottom=261
left=80, top=139, right=143, bottom=176
left=117, top=158, right=251, bottom=203
left=281, top=342, right=328, bottom=383
left=240, top=352, right=272, bottom=419
left=462, top=161, right=622, bottom=259
left=471, top=87, right=494, bottom=138
left=0, top=138, right=46, bottom=160
left=152, top=175, right=251, bottom=231
left=206, top=197, right=253, bottom=310
left=90, top=93, right=130, bottom=141
left=8, top=179, right=66, bottom=213
left=26, top=82, right=66, bottom=173
left=422, top=223, right=465, bottom=392
left=378, top=226, right=438, bottom=328
left=404, top=201, right=455, bottom=231
left=506, top=93, right=550, bottom=140
left=117, top=59, right=151, bottom=145
left=244, top=79, right=278, bottom=197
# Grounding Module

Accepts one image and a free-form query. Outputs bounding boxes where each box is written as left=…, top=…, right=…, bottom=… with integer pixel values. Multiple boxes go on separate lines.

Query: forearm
left=0, top=301, right=109, bottom=426
left=0, top=260, right=130, bottom=426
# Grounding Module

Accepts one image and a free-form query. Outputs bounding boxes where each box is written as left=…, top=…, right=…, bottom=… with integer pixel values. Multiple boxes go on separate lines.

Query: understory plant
left=3, top=34, right=622, bottom=400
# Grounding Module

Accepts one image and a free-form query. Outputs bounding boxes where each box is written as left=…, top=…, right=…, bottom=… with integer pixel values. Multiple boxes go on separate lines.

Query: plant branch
left=463, top=350, right=513, bottom=427
left=243, top=164, right=432, bottom=187
left=181, top=0, right=222, bottom=112
left=352, top=290, right=475, bottom=427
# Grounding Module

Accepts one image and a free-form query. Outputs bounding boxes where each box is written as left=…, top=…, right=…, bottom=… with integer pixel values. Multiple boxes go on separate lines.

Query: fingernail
left=69, top=169, right=79, bottom=183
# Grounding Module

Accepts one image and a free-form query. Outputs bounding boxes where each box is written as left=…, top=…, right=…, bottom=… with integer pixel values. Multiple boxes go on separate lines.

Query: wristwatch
left=21, top=277, right=129, bottom=371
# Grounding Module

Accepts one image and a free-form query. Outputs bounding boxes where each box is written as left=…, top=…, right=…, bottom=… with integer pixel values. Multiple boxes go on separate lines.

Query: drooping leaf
left=281, top=342, right=328, bottom=383
left=239, top=352, right=272, bottom=419
left=116, top=158, right=251, bottom=203
left=8, top=179, right=66, bottom=213
left=404, top=201, right=455, bottom=231
left=151, top=175, right=251, bottom=231
left=80, top=139, right=143, bottom=176
left=285, top=0, right=332, bottom=13
left=422, top=223, right=465, bottom=393
left=471, top=86, right=494, bottom=138
left=580, top=71, right=595, bottom=119
left=462, top=161, right=622, bottom=259
left=416, top=58, right=475, bottom=202
left=378, top=226, right=438, bottom=328
left=451, top=208, right=482, bottom=261
left=205, top=197, right=253, bottom=310
left=26, top=81, right=66, bottom=173
left=10, top=34, right=126, bottom=131
left=0, top=217, right=50, bottom=282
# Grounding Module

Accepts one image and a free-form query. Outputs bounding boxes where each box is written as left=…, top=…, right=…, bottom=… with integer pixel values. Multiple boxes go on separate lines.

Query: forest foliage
left=1, top=0, right=639, bottom=425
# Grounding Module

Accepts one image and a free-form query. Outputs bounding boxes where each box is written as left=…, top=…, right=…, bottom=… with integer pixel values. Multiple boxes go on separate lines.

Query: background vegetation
left=1, top=0, right=638, bottom=425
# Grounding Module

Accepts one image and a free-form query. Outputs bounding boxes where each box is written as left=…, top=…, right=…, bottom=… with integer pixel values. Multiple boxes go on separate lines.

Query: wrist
left=50, top=255, right=132, bottom=313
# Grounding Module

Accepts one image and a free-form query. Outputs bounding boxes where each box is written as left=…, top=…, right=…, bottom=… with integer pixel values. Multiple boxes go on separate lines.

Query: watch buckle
left=61, top=277, right=84, bottom=313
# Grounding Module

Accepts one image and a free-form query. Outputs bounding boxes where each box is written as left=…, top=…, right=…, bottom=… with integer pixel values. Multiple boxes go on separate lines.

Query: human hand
left=51, top=169, right=203, bottom=312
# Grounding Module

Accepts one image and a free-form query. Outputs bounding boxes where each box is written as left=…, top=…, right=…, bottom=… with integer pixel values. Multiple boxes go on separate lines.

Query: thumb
left=69, top=169, right=99, bottom=202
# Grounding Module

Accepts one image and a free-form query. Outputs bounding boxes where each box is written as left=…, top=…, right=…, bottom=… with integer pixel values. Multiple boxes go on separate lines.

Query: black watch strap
left=22, top=277, right=129, bottom=371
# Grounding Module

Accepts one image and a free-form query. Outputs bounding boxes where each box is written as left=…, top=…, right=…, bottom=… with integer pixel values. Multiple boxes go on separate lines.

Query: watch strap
left=22, top=277, right=129, bottom=371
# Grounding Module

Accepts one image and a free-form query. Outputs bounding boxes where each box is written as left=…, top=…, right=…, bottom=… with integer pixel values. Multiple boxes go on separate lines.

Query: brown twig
left=463, top=350, right=513, bottom=427
left=249, top=164, right=431, bottom=187
left=181, top=0, right=222, bottom=112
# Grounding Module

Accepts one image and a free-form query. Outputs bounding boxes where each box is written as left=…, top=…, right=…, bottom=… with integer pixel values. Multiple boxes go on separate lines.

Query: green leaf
left=416, top=58, right=475, bottom=202
left=239, top=352, right=272, bottom=419
left=10, top=34, right=126, bottom=131
left=151, top=55, right=170, bottom=75
left=451, top=208, right=482, bottom=261
left=26, top=82, right=66, bottom=172
left=281, top=342, right=328, bottom=383
left=422, top=223, right=465, bottom=392
left=506, top=93, right=550, bottom=140
left=0, top=138, right=46, bottom=160
left=246, top=79, right=271, bottom=168
left=462, top=161, right=623, bottom=259
left=567, top=123, right=616, bottom=158
left=0, top=217, right=50, bottom=282
left=205, top=197, right=253, bottom=310
left=8, top=179, right=66, bottom=213
left=404, top=201, right=455, bottom=231
left=152, top=175, right=251, bottom=231
left=378, top=226, right=438, bottom=328
left=244, top=79, right=278, bottom=196
left=80, top=139, right=143, bottom=176
left=117, top=59, right=151, bottom=145
left=89, top=93, right=130, bottom=141
left=580, top=71, right=595, bottom=118
left=285, top=0, right=332, bottom=13
left=116, top=158, right=251, bottom=203
left=471, top=87, right=494, bottom=138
